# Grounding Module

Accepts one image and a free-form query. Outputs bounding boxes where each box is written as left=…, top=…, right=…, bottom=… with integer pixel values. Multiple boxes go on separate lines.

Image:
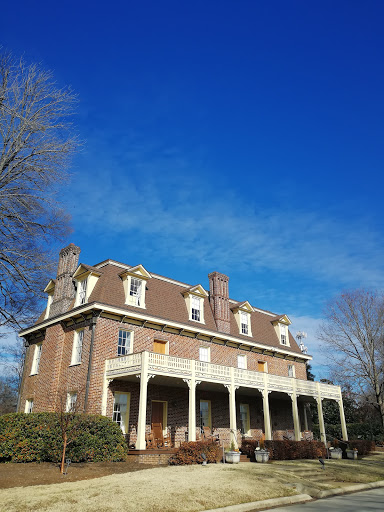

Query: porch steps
left=240, top=454, right=251, bottom=462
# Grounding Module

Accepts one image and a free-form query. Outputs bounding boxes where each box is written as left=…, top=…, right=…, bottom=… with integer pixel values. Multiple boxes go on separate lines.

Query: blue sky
left=2, top=1, right=384, bottom=378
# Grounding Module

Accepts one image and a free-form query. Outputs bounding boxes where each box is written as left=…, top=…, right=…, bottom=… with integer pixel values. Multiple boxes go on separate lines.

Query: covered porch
left=102, top=351, right=348, bottom=450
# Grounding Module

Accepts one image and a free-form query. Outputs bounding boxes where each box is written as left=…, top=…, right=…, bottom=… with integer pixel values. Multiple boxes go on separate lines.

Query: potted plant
left=346, top=447, right=358, bottom=460
left=225, top=441, right=241, bottom=464
left=254, top=439, right=270, bottom=463
left=329, top=446, right=342, bottom=459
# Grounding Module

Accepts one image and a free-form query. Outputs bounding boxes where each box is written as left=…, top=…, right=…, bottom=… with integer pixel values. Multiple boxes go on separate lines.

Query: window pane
left=199, top=347, right=209, bottom=362
left=191, top=296, right=201, bottom=321
left=130, top=278, right=142, bottom=306
left=79, top=279, right=87, bottom=304
left=118, top=330, right=131, bottom=356
left=240, top=312, right=248, bottom=335
left=240, top=404, right=249, bottom=435
left=200, top=400, right=210, bottom=430
left=113, top=393, right=128, bottom=433
left=237, top=355, right=246, bottom=369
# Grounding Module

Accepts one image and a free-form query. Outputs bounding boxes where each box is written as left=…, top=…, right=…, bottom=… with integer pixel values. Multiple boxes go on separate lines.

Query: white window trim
left=66, top=392, right=78, bottom=412
left=199, top=399, right=212, bottom=430
left=288, top=364, right=295, bottom=378
left=199, top=346, right=210, bottom=362
left=113, top=391, right=131, bottom=434
left=185, top=293, right=205, bottom=324
left=237, top=354, right=247, bottom=369
left=70, top=329, right=84, bottom=366
left=239, top=403, right=251, bottom=436
left=44, top=293, right=54, bottom=319
left=118, top=329, right=134, bottom=356
left=280, top=323, right=290, bottom=346
left=25, top=399, right=34, bottom=413
left=126, top=275, right=146, bottom=308
left=30, top=343, right=42, bottom=375
left=74, top=277, right=88, bottom=307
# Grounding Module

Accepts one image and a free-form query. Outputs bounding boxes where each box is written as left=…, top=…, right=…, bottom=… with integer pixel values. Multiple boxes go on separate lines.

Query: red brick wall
left=19, top=314, right=307, bottom=438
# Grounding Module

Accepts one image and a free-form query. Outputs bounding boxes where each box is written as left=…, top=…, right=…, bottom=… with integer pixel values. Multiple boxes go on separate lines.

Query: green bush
left=169, top=440, right=222, bottom=465
left=241, top=439, right=326, bottom=460
left=0, top=413, right=128, bottom=463
left=313, top=422, right=384, bottom=442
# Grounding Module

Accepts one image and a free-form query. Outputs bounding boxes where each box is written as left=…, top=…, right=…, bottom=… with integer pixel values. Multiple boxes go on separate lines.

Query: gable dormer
left=182, top=284, right=208, bottom=323
left=43, top=279, right=56, bottom=319
left=271, top=314, right=292, bottom=346
left=231, top=301, right=253, bottom=337
left=119, top=264, right=151, bottom=309
left=73, top=264, right=102, bottom=307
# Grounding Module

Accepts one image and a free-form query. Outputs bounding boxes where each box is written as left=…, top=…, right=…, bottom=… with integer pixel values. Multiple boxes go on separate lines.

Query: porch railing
left=105, top=351, right=341, bottom=400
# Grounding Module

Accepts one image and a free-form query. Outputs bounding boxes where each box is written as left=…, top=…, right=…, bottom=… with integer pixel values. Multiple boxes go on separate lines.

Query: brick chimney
left=208, top=272, right=230, bottom=334
left=50, top=243, right=81, bottom=317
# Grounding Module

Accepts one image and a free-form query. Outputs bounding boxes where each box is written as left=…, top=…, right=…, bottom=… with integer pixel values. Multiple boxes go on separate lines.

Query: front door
left=151, top=401, right=165, bottom=445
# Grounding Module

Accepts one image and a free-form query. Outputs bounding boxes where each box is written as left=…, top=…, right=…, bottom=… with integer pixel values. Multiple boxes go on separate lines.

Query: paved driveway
left=264, top=488, right=384, bottom=511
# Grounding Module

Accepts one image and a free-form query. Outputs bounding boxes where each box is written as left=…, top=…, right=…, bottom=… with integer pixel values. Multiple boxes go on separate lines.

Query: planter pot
left=346, top=450, right=358, bottom=460
left=329, top=449, right=342, bottom=459
left=225, top=451, right=241, bottom=464
left=254, top=449, right=270, bottom=463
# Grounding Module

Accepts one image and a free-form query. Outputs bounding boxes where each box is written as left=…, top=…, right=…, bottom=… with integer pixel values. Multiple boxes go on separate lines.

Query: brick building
left=18, top=244, right=348, bottom=449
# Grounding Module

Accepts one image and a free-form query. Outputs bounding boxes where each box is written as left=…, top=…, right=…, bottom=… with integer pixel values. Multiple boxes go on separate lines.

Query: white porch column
left=290, top=393, right=301, bottom=441
left=262, top=373, right=272, bottom=440
left=101, top=360, right=110, bottom=416
left=184, top=361, right=198, bottom=442
left=227, top=368, right=238, bottom=448
left=303, top=404, right=309, bottom=431
left=337, top=390, right=349, bottom=441
left=316, top=383, right=326, bottom=447
left=136, top=351, right=149, bottom=450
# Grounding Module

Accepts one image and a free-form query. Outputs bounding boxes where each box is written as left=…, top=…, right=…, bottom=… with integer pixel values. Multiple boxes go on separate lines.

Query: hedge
left=169, top=440, right=222, bottom=465
left=332, top=439, right=375, bottom=456
left=241, top=440, right=326, bottom=461
left=0, top=413, right=128, bottom=463
left=313, top=422, right=384, bottom=442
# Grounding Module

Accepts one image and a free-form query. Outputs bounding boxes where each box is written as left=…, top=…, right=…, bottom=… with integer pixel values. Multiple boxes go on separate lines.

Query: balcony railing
left=105, top=351, right=341, bottom=400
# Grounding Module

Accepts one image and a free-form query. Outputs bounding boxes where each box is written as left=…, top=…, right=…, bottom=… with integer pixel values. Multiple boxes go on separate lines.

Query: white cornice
left=19, top=302, right=312, bottom=361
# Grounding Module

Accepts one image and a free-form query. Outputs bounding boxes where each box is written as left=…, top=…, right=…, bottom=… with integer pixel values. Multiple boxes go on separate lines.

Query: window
left=240, top=404, right=250, bottom=435
left=240, top=311, right=249, bottom=335
left=129, top=277, right=143, bottom=306
left=66, top=392, right=77, bottom=412
left=280, top=323, right=288, bottom=345
left=258, top=361, right=267, bottom=373
left=71, top=330, right=84, bottom=365
left=199, top=347, right=210, bottom=362
left=200, top=400, right=211, bottom=431
left=25, top=399, right=34, bottom=413
left=191, top=295, right=201, bottom=322
left=113, top=392, right=130, bottom=434
left=78, top=279, right=87, bottom=305
left=118, top=330, right=132, bottom=356
left=31, top=343, right=42, bottom=375
left=237, top=354, right=247, bottom=369
left=288, top=364, right=295, bottom=378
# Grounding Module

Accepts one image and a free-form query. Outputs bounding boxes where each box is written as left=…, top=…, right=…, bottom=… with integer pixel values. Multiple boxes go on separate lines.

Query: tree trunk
left=60, top=432, right=67, bottom=474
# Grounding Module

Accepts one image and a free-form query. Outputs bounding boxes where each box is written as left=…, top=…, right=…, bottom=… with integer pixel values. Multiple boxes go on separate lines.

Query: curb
left=315, top=479, right=384, bottom=498
left=202, top=480, right=384, bottom=512
left=202, top=494, right=313, bottom=512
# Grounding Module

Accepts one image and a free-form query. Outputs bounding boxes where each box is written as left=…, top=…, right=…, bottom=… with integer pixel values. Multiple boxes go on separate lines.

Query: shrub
left=346, top=440, right=375, bottom=456
left=313, top=422, right=384, bottom=442
left=169, top=440, right=222, bottom=465
left=0, top=413, right=128, bottom=463
left=240, top=439, right=326, bottom=460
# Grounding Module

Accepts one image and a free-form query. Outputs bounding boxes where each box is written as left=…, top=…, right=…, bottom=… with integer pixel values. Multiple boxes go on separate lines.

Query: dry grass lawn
left=1, top=463, right=295, bottom=512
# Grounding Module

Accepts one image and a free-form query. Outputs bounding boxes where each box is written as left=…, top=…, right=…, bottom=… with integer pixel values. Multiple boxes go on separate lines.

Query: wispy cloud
left=68, top=149, right=384, bottom=293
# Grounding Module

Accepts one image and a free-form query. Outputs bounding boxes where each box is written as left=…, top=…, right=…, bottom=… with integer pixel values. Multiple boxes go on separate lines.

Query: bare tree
left=317, top=290, right=384, bottom=427
left=0, top=50, right=79, bottom=331
left=56, top=389, right=83, bottom=474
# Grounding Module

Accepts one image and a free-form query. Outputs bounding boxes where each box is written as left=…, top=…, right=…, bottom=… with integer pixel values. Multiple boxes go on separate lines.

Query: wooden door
left=152, top=402, right=164, bottom=445
left=258, top=361, right=266, bottom=373
left=153, top=340, right=167, bottom=354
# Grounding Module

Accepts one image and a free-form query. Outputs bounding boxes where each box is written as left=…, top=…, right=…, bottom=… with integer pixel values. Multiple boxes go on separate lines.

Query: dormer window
left=129, top=277, right=143, bottom=306
left=232, top=301, right=253, bottom=337
left=271, top=315, right=292, bottom=347
left=280, top=323, right=288, bottom=345
left=240, top=311, right=249, bottom=335
left=183, top=284, right=208, bottom=324
left=120, top=265, right=151, bottom=309
left=43, top=280, right=56, bottom=319
left=191, top=295, right=201, bottom=321
left=79, top=279, right=87, bottom=305
left=73, top=265, right=102, bottom=307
